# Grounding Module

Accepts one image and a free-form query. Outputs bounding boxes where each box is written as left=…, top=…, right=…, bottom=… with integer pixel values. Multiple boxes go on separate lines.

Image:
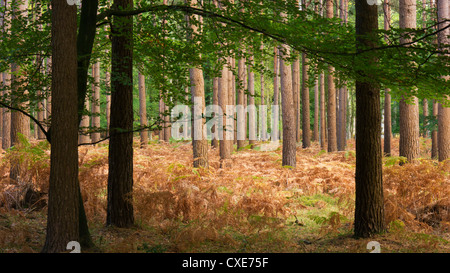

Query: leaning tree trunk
left=354, top=0, right=386, bottom=238
left=42, top=0, right=79, bottom=253
left=107, top=0, right=134, bottom=228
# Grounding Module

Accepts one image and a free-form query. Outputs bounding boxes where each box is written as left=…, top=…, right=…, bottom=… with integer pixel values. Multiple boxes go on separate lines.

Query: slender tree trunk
left=105, top=65, right=111, bottom=137
left=138, top=72, right=148, bottom=148
left=383, top=0, right=392, bottom=156
left=2, top=72, right=11, bottom=150
left=301, top=53, right=310, bottom=148
left=313, top=74, right=319, bottom=142
left=272, top=46, right=280, bottom=142
left=248, top=56, right=257, bottom=148
left=212, top=77, right=219, bottom=148
left=320, top=73, right=326, bottom=150
left=437, top=0, right=450, bottom=162
left=107, top=0, right=134, bottom=228
left=91, top=62, right=101, bottom=143
left=219, top=58, right=231, bottom=162
left=292, top=56, right=300, bottom=143
left=431, top=100, right=439, bottom=159
left=237, top=57, right=246, bottom=149
left=399, top=0, right=420, bottom=163
left=42, top=0, right=79, bottom=253
left=354, top=0, right=385, bottom=238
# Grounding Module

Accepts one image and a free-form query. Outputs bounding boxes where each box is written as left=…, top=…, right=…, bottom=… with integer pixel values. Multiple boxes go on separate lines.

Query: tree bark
left=1, top=72, right=11, bottom=150
left=301, top=53, right=310, bottom=148
left=383, top=0, right=392, bottom=156
left=320, top=72, right=326, bottom=150
left=237, top=57, right=246, bottom=149
left=399, top=0, right=420, bottom=163
left=326, top=0, right=337, bottom=152
left=219, top=58, right=231, bottom=162
left=248, top=56, right=257, bottom=148
left=280, top=44, right=296, bottom=168
left=91, top=62, right=101, bottom=143
left=437, top=0, right=450, bottom=162
left=107, top=0, right=134, bottom=228
left=354, top=0, right=386, bottom=238
left=292, top=56, right=300, bottom=143
left=42, top=0, right=79, bottom=253
left=138, top=72, right=148, bottom=148
left=211, top=77, right=219, bottom=148
left=431, top=100, right=438, bottom=159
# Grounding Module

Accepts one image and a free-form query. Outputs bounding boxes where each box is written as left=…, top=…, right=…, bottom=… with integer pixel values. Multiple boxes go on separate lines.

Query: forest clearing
left=0, top=136, right=448, bottom=253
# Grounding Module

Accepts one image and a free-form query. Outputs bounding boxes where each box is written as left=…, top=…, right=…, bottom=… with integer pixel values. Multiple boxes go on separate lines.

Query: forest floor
left=0, top=136, right=449, bottom=253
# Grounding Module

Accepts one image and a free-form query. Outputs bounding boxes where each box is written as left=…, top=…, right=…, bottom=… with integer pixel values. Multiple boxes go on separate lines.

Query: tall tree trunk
left=91, top=62, right=101, bottom=143
left=188, top=1, right=208, bottom=168
left=399, top=0, right=420, bottom=163
left=107, top=0, right=134, bottom=228
left=320, top=72, right=326, bottom=150
left=292, top=55, right=300, bottom=143
left=237, top=57, right=246, bottom=149
left=313, top=74, right=319, bottom=142
left=326, top=0, right=337, bottom=152
left=301, top=53, right=310, bottom=148
left=272, top=46, right=280, bottom=142
left=354, top=0, right=385, bottom=238
left=211, top=77, right=219, bottom=148
left=280, top=43, right=296, bottom=168
left=383, top=0, right=392, bottom=156
left=2, top=72, right=11, bottom=150
left=138, top=72, right=148, bottom=148
left=248, top=56, right=257, bottom=148
left=219, top=58, right=231, bottom=163
left=437, top=0, right=450, bottom=162
left=42, top=0, right=79, bottom=253
left=431, top=100, right=439, bottom=159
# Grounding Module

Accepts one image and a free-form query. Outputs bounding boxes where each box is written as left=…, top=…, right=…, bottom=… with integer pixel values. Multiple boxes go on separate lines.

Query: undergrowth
left=0, top=136, right=448, bottom=253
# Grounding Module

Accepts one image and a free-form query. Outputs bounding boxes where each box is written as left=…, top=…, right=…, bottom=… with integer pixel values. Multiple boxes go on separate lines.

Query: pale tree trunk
left=91, top=62, right=101, bottom=143
left=272, top=46, right=280, bottom=142
left=326, top=0, right=337, bottom=152
left=422, top=0, right=429, bottom=138
left=105, top=65, right=111, bottom=137
left=187, top=0, right=208, bottom=168
left=437, top=0, right=450, bottom=162
left=10, top=0, right=30, bottom=181
left=320, top=72, right=326, bottom=150
left=337, top=0, right=348, bottom=151
left=237, top=57, right=246, bottom=150
left=138, top=72, right=148, bottom=148
left=431, top=100, right=439, bottom=159
left=248, top=56, right=257, bottom=148
left=211, top=77, right=219, bottom=148
left=79, top=99, right=90, bottom=144
left=313, top=74, right=319, bottom=142
left=2, top=72, right=11, bottom=150
left=383, top=0, right=392, bottom=156
left=260, top=45, right=267, bottom=141
left=301, top=52, right=310, bottom=148
left=219, top=58, right=231, bottom=163
left=42, top=0, right=79, bottom=253
left=399, top=0, right=420, bottom=163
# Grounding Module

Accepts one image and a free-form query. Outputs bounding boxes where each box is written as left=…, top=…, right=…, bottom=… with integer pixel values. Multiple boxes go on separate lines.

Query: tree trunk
left=91, top=62, right=101, bottom=143
left=211, top=77, right=219, bottom=148
left=42, top=0, right=79, bottom=253
left=107, top=0, right=134, bottom=228
left=326, top=0, right=337, bottom=152
left=437, top=0, right=450, bottom=162
left=431, top=100, right=438, bottom=159
left=301, top=53, right=310, bottom=148
left=237, top=57, right=246, bottom=149
left=248, top=56, right=257, bottom=148
left=1, top=72, right=11, bottom=150
left=383, top=0, right=392, bottom=156
left=313, top=74, right=319, bottom=142
left=292, top=56, right=300, bottom=143
left=354, top=0, right=386, bottom=238
left=272, top=46, right=280, bottom=142
left=219, top=58, right=231, bottom=162
left=138, top=72, right=148, bottom=148
left=320, top=72, right=326, bottom=150
left=399, top=0, right=420, bottom=163
left=280, top=44, right=296, bottom=168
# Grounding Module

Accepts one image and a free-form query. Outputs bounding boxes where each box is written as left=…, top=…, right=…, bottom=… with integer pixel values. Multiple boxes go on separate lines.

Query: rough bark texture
left=292, top=56, right=300, bottom=143
left=383, top=0, right=392, bottom=156
left=437, top=0, right=450, bottom=162
left=280, top=44, right=296, bottom=168
left=107, top=0, right=134, bottom=228
left=42, top=0, right=79, bottom=253
left=138, top=72, right=148, bottom=148
left=326, top=0, right=337, bottom=152
left=354, top=0, right=386, bottom=238
left=399, top=0, right=420, bottom=163
left=319, top=73, right=326, bottom=150
left=313, top=74, right=319, bottom=142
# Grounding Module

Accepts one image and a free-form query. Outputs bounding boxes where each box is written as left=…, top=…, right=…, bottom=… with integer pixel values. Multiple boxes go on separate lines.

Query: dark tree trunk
left=354, top=0, right=386, bottom=238
left=42, top=0, right=79, bottom=253
left=107, top=0, right=134, bottom=228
